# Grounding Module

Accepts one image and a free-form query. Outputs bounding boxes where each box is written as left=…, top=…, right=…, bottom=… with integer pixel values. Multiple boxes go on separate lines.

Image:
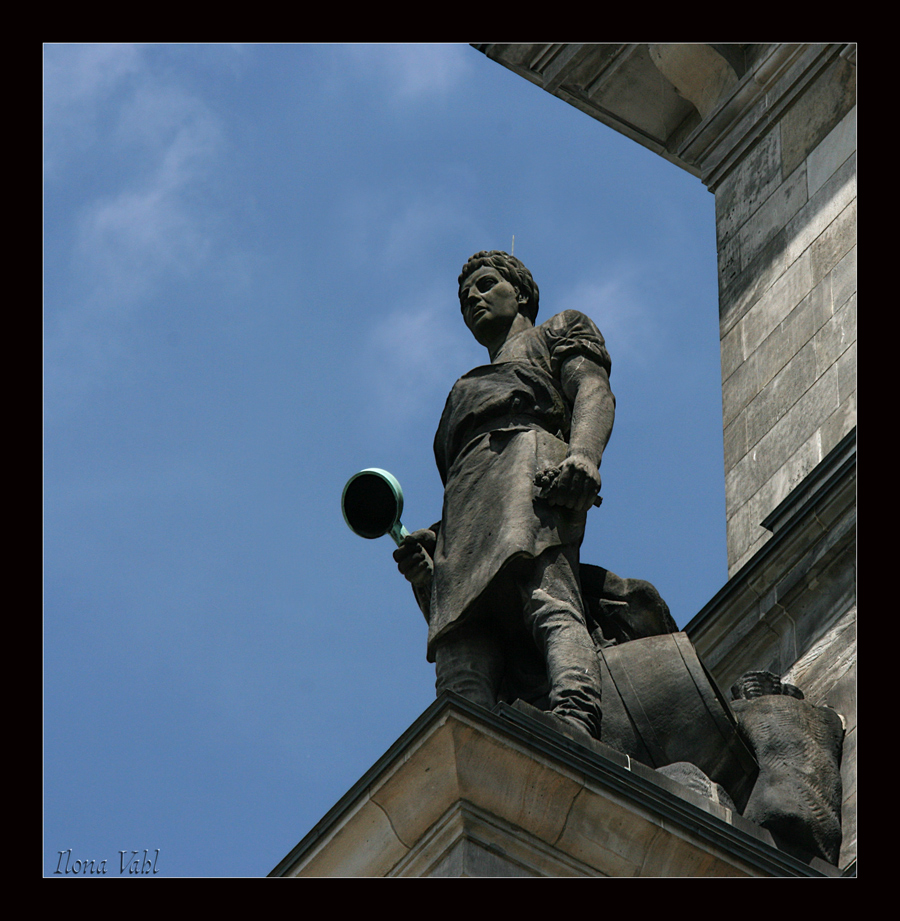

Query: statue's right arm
left=393, top=526, right=438, bottom=623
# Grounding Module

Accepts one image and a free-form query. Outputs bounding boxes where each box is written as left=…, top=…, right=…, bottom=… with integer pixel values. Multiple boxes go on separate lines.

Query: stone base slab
left=270, top=693, right=840, bottom=877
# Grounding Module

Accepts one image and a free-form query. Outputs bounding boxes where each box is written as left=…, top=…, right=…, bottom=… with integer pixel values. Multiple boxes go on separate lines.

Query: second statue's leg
left=521, top=545, right=603, bottom=740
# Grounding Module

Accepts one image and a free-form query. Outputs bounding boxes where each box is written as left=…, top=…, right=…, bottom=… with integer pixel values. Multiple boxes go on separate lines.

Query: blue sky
left=44, top=43, right=726, bottom=877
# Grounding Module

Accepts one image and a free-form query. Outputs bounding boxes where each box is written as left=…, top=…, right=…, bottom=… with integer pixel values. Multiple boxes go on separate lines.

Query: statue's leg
left=433, top=616, right=505, bottom=711
left=521, top=546, right=603, bottom=740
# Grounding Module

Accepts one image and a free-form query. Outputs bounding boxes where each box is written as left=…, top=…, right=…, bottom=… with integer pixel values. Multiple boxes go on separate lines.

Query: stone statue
left=731, top=671, right=844, bottom=865
left=394, top=251, right=615, bottom=740
left=382, top=250, right=845, bottom=867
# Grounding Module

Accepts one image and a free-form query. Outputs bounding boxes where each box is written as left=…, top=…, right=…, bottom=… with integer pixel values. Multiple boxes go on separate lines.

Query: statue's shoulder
left=531, top=311, right=611, bottom=380
left=540, top=309, right=603, bottom=336
left=538, top=311, right=610, bottom=372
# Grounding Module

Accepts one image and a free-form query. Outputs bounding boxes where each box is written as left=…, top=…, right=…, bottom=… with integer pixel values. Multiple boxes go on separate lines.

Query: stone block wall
left=715, top=55, right=856, bottom=575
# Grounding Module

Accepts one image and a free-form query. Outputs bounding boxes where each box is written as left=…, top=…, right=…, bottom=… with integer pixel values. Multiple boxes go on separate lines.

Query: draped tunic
left=426, top=309, right=611, bottom=660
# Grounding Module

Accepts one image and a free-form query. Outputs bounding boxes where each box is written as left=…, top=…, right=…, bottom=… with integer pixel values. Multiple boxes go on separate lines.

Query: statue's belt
left=457, top=417, right=567, bottom=453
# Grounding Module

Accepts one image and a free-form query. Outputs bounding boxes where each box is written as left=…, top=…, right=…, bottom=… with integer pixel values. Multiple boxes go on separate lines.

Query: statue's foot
left=506, top=699, right=599, bottom=749
left=547, top=710, right=598, bottom=747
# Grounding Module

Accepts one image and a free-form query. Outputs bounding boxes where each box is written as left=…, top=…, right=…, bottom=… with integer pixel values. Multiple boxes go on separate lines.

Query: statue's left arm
left=393, top=525, right=439, bottom=623
left=547, top=355, right=616, bottom=512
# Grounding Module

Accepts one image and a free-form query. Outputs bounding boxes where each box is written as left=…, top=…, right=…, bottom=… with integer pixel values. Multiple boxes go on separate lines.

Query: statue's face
left=460, top=266, right=523, bottom=346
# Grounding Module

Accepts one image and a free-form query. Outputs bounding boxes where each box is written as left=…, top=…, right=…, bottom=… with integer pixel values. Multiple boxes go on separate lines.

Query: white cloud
left=73, top=83, right=222, bottom=295
left=44, top=45, right=229, bottom=412
left=43, top=44, right=143, bottom=179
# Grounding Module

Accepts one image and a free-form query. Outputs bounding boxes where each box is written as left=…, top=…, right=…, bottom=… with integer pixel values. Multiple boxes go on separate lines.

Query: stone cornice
left=472, top=44, right=856, bottom=190
left=270, top=692, right=840, bottom=877
left=681, top=44, right=853, bottom=190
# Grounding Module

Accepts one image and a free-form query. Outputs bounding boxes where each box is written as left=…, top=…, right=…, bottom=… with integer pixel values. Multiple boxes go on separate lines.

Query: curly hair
left=458, top=250, right=540, bottom=323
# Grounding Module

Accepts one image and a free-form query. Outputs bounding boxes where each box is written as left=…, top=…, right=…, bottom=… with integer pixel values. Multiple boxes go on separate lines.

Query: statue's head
left=458, top=251, right=539, bottom=323
left=730, top=670, right=805, bottom=701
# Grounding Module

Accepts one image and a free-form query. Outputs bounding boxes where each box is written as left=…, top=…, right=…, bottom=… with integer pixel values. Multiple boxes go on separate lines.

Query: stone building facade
left=474, top=43, right=856, bottom=872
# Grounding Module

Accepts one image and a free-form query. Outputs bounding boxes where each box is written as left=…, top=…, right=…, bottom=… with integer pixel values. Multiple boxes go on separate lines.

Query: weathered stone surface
left=747, top=435, right=822, bottom=528
left=717, top=230, right=743, bottom=301
left=836, top=339, right=856, bottom=405
left=711, top=428, right=855, bottom=643
left=720, top=226, right=791, bottom=335
left=751, top=279, right=831, bottom=392
left=726, top=424, right=823, bottom=535
left=781, top=56, right=856, bottom=178
left=738, top=161, right=808, bottom=271
left=769, top=552, right=853, bottom=657
left=720, top=319, right=744, bottom=381
left=751, top=317, right=805, bottom=398
left=781, top=607, right=855, bottom=710
left=730, top=434, right=854, bottom=577
left=784, top=152, right=857, bottom=269
left=722, top=273, right=832, bottom=489
left=811, top=198, right=857, bottom=287
left=729, top=526, right=765, bottom=577
left=723, top=412, right=747, bottom=472
left=292, top=793, right=409, bottom=878
left=725, top=502, right=756, bottom=571
left=740, top=249, right=814, bottom=358
left=745, top=339, right=818, bottom=451
left=586, top=45, right=695, bottom=143
left=729, top=437, right=828, bottom=571
left=720, top=152, right=855, bottom=338
left=762, top=368, right=838, bottom=471
left=831, top=245, right=856, bottom=312
left=447, top=720, right=586, bottom=844
left=722, top=349, right=759, bottom=428
left=424, top=831, right=541, bottom=877
left=807, top=105, right=856, bottom=197
left=784, top=279, right=833, bottom=363
left=648, top=44, right=740, bottom=119
left=820, top=389, right=856, bottom=457
left=725, top=448, right=766, bottom=529
left=686, top=46, right=809, bottom=189
left=814, top=291, right=855, bottom=378
left=412, top=804, right=592, bottom=877
left=714, top=126, right=782, bottom=246
left=725, top=363, right=839, bottom=517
